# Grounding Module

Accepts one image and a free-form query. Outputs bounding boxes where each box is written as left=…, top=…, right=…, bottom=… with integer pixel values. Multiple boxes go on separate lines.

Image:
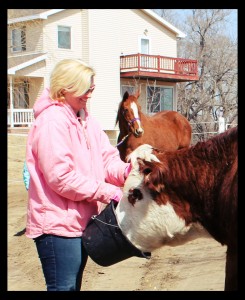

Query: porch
left=8, top=109, right=34, bottom=130
left=7, top=109, right=236, bottom=146
left=120, top=54, right=199, bottom=82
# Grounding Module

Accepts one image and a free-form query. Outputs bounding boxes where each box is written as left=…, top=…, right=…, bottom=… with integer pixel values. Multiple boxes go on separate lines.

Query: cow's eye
left=143, top=167, right=151, bottom=175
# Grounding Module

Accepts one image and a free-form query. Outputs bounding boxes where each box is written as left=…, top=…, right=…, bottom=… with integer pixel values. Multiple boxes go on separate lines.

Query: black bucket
left=82, top=201, right=151, bottom=267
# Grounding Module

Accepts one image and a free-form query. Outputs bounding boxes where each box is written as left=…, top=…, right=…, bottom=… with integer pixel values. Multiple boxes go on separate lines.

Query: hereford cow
left=116, top=126, right=237, bottom=291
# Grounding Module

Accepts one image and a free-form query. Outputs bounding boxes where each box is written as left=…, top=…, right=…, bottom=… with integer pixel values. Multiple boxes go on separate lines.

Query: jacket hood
left=33, top=87, right=62, bottom=119
left=33, top=87, right=89, bottom=126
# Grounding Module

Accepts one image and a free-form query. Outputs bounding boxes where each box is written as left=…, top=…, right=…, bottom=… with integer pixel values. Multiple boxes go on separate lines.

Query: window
left=11, top=26, right=26, bottom=52
left=58, top=26, right=71, bottom=49
left=121, top=85, right=135, bottom=97
left=147, top=86, right=173, bottom=113
left=8, top=80, right=29, bottom=109
left=140, top=38, right=149, bottom=68
left=141, top=38, right=149, bottom=55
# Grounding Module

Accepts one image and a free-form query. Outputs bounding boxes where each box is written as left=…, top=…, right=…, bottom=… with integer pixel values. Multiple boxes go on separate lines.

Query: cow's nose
left=128, top=188, right=143, bottom=206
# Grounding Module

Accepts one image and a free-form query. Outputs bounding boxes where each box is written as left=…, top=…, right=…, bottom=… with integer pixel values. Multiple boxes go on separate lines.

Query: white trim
left=8, top=9, right=65, bottom=24
left=8, top=51, right=45, bottom=59
left=8, top=54, right=47, bottom=75
left=138, top=36, right=151, bottom=54
left=142, top=9, right=186, bottom=38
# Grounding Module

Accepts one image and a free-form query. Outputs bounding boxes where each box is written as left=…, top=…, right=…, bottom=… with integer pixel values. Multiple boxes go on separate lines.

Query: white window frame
left=11, top=26, right=26, bottom=53
left=57, top=25, right=71, bottom=49
left=146, top=85, right=174, bottom=114
left=138, top=36, right=151, bottom=54
left=138, top=36, right=151, bottom=68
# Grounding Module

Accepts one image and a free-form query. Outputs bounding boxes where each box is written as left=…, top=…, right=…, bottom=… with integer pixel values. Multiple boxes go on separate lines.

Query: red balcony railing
left=120, top=53, right=199, bottom=82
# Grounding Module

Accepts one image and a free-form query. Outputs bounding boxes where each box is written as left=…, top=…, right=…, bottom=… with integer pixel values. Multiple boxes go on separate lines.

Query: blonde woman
left=25, top=59, right=131, bottom=291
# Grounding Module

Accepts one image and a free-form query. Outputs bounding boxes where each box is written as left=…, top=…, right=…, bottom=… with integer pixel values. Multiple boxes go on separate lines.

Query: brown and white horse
left=115, top=91, right=192, bottom=161
left=116, top=126, right=238, bottom=290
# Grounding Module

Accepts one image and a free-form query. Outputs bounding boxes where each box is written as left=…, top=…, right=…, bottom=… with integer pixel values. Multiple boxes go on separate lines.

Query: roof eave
left=142, top=9, right=186, bottom=38
left=8, top=9, right=65, bottom=25
left=8, top=54, right=47, bottom=75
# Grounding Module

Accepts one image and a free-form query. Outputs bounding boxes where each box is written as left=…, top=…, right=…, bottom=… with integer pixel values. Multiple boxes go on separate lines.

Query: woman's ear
left=61, top=89, right=67, bottom=95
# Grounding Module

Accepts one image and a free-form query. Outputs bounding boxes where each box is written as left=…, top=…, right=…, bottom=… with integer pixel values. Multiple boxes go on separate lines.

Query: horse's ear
left=123, top=91, right=129, bottom=101
left=135, top=89, right=140, bottom=99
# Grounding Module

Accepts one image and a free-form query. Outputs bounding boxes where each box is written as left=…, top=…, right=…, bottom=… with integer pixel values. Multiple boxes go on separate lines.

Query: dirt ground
left=7, top=134, right=227, bottom=291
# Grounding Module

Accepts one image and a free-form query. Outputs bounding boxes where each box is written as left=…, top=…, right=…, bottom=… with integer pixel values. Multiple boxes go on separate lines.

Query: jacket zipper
left=77, top=117, right=90, bottom=149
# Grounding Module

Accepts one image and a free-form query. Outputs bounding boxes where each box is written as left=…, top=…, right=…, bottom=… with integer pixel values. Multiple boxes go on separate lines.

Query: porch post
left=218, top=107, right=225, bottom=133
left=9, top=76, right=14, bottom=128
left=218, top=116, right=225, bottom=133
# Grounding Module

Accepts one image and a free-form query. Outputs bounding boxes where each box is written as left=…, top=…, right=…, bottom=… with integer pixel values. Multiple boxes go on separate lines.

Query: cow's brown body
left=136, top=126, right=237, bottom=290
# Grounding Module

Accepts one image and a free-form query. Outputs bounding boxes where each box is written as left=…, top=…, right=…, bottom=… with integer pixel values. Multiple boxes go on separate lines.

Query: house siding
left=8, top=9, right=183, bottom=130
left=88, top=9, right=178, bottom=130
left=136, top=10, right=177, bottom=56
left=29, top=77, right=44, bottom=107
left=118, top=9, right=177, bottom=57
left=42, top=9, right=83, bottom=87
left=89, top=9, right=122, bottom=130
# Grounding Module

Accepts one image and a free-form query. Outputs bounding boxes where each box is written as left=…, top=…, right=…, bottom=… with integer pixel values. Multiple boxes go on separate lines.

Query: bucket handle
left=91, top=215, right=119, bottom=228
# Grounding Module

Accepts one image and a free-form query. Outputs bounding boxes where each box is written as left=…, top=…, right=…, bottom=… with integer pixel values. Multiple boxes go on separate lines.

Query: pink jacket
left=25, top=88, right=130, bottom=238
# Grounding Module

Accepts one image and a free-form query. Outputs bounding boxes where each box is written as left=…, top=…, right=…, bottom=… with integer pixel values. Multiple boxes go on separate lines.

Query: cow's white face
left=116, top=144, right=204, bottom=252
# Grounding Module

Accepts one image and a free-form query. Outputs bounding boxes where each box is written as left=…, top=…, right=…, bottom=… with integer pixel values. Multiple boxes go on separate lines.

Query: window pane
left=141, top=39, right=149, bottom=54
left=12, top=29, right=21, bottom=52
left=12, top=27, right=26, bottom=52
left=161, top=88, right=173, bottom=110
left=58, top=26, right=71, bottom=49
left=12, top=81, right=29, bottom=108
left=147, top=86, right=173, bottom=113
left=147, top=86, right=160, bottom=113
left=121, top=85, right=135, bottom=97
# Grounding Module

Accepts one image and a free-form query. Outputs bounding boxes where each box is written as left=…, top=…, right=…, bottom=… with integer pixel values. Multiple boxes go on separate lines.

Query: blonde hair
left=49, top=59, right=96, bottom=102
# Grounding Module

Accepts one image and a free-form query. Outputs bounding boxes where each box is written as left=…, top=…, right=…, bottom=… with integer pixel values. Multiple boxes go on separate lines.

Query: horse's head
left=120, top=91, right=144, bottom=137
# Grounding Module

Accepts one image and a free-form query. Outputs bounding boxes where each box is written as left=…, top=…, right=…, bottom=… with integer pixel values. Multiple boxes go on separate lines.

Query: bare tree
left=152, top=10, right=237, bottom=141
left=152, top=9, right=180, bottom=26
left=176, top=9, right=237, bottom=141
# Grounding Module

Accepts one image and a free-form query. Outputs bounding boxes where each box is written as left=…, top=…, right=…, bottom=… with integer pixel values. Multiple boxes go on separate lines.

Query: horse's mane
left=116, top=91, right=129, bottom=126
left=115, top=100, right=123, bottom=126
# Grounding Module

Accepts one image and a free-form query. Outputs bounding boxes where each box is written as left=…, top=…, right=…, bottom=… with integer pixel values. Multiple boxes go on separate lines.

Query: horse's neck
left=140, top=112, right=147, bottom=121
left=118, top=118, right=129, bottom=134
left=138, top=111, right=148, bottom=124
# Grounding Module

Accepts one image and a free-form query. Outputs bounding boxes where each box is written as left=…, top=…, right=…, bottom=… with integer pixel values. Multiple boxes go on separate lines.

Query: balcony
left=120, top=54, right=199, bottom=82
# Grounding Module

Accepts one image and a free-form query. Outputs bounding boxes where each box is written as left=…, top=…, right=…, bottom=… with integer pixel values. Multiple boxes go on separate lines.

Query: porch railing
left=8, top=109, right=237, bottom=144
left=8, top=109, right=34, bottom=128
left=120, top=53, right=198, bottom=76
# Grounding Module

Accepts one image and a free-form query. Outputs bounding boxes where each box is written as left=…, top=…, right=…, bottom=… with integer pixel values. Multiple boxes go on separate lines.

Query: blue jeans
left=34, top=234, right=88, bottom=291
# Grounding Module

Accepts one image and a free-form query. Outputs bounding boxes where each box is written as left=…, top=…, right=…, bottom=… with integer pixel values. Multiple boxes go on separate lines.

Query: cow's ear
left=144, top=161, right=165, bottom=193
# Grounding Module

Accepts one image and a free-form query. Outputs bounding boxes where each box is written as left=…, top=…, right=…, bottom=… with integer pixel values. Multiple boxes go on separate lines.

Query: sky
left=225, top=10, right=238, bottom=39
left=175, top=9, right=237, bottom=41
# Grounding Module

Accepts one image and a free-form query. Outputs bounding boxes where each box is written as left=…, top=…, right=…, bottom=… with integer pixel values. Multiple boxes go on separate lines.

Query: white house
left=7, top=9, right=198, bottom=142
